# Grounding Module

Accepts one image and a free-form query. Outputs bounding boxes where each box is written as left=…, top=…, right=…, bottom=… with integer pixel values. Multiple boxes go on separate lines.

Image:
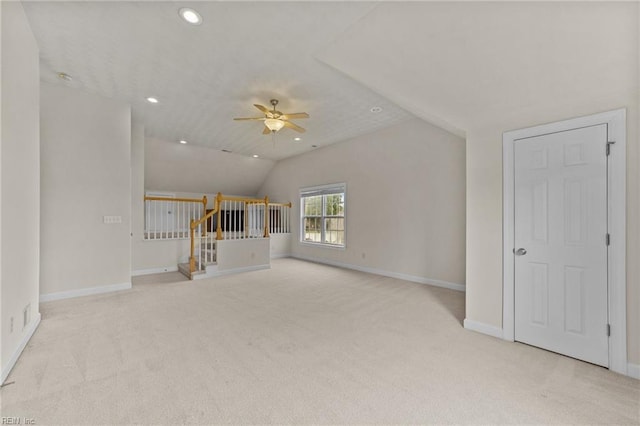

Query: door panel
left=514, top=124, right=608, bottom=367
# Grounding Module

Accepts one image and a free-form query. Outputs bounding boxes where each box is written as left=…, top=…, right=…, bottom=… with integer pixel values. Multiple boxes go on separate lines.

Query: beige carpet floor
left=0, top=258, right=638, bottom=425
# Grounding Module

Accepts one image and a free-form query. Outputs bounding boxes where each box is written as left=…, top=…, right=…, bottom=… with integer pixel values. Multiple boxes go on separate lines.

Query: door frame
left=502, top=108, right=627, bottom=375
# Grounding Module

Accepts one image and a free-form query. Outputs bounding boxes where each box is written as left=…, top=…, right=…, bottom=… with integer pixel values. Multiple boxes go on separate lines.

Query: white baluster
left=145, top=200, right=149, bottom=239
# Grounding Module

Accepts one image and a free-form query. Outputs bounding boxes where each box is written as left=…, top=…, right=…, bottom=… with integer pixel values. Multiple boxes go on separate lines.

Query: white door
left=514, top=124, right=608, bottom=367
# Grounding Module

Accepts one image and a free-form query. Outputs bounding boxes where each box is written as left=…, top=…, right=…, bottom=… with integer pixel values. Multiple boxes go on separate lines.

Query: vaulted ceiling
left=22, top=2, right=637, bottom=196
left=22, top=1, right=413, bottom=163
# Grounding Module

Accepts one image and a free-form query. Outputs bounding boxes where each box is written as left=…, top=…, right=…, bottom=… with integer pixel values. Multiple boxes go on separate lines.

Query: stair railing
left=185, top=193, right=291, bottom=273
left=144, top=195, right=207, bottom=240
left=214, top=193, right=271, bottom=240
left=267, top=202, right=292, bottom=234
left=189, top=198, right=219, bottom=273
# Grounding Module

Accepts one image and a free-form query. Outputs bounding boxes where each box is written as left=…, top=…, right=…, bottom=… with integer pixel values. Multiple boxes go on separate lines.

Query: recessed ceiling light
left=252, top=154, right=259, bottom=158
left=294, top=137, right=302, bottom=141
left=311, top=145, right=318, bottom=148
left=222, top=149, right=232, bottom=153
left=179, top=140, right=187, bottom=144
left=370, top=106, right=383, bottom=113
left=57, top=72, right=73, bottom=82
left=146, top=97, right=159, bottom=104
left=179, top=8, right=202, bottom=25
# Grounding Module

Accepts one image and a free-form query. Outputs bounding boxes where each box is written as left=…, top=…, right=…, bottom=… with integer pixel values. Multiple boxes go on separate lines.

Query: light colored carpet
left=0, top=258, right=638, bottom=425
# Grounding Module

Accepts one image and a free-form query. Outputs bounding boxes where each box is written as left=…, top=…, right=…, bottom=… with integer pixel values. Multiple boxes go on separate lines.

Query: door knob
left=514, top=248, right=527, bottom=256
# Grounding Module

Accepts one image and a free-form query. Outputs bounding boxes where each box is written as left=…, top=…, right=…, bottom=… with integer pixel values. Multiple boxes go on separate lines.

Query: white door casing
left=503, top=109, right=627, bottom=375
left=514, top=125, right=608, bottom=366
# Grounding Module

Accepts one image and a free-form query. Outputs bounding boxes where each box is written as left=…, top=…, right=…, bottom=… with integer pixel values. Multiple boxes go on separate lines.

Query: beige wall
left=133, top=134, right=280, bottom=273
left=317, top=1, right=639, bottom=365
left=258, top=118, right=466, bottom=287
left=468, top=105, right=639, bottom=364
left=270, top=234, right=291, bottom=258
left=217, top=239, right=270, bottom=272
left=1, top=1, right=40, bottom=380
left=40, top=83, right=131, bottom=296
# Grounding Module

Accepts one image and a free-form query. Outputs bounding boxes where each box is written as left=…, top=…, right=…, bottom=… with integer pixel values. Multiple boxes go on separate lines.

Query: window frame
left=299, top=183, right=346, bottom=249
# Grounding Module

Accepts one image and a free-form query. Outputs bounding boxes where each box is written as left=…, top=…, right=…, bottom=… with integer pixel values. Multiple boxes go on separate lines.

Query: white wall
left=1, top=1, right=41, bottom=381
left=217, top=239, right=270, bottom=272
left=317, top=1, right=640, bottom=365
left=270, top=234, right=291, bottom=258
left=258, top=118, right=466, bottom=288
left=145, top=136, right=275, bottom=195
left=40, top=83, right=131, bottom=298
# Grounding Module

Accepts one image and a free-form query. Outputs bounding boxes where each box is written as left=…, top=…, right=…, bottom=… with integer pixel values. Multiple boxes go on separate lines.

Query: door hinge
left=607, top=324, right=611, bottom=337
left=606, top=233, right=611, bottom=246
left=607, top=141, right=616, bottom=156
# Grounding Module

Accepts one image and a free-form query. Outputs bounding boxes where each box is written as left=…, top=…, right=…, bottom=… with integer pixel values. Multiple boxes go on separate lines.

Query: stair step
left=177, top=261, right=217, bottom=280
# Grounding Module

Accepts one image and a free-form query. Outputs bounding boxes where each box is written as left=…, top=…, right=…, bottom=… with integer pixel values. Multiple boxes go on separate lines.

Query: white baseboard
left=40, top=282, right=132, bottom=302
left=132, top=266, right=178, bottom=276
left=292, top=255, right=465, bottom=292
left=193, top=264, right=271, bottom=280
left=628, top=363, right=640, bottom=380
left=2, top=312, right=41, bottom=384
left=463, top=318, right=504, bottom=339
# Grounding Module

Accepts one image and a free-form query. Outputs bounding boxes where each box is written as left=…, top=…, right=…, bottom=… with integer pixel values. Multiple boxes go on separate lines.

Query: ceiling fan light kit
left=264, top=118, right=285, bottom=132
left=234, top=98, right=309, bottom=136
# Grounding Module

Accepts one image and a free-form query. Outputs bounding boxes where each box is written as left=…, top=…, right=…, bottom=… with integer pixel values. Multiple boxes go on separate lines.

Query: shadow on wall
left=425, top=285, right=465, bottom=326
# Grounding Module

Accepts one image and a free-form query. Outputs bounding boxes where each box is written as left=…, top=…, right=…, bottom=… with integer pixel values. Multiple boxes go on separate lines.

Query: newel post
left=263, top=196, right=270, bottom=238
left=216, top=192, right=223, bottom=240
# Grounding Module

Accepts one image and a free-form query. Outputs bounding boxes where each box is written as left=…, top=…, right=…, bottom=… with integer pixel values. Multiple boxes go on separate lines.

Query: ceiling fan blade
left=234, top=117, right=266, bottom=121
left=262, top=126, right=272, bottom=135
left=254, top=104, right=269, bottom=113
left=282, top=112, right=309, bottom=120
left=283, top=121, right=306, bottom=133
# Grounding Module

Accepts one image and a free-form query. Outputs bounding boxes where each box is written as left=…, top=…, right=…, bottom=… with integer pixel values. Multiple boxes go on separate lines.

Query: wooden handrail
left=183, top=192, right=292, bottom=273
left=144, top=196, right=206, bottom=203
left=190, top=205, right=218, bottom=230
left=269, top=202, right=292, bottom=208
left=220, top=195, right=265, bottom=203
left=189, top=201, right=219, bottom=273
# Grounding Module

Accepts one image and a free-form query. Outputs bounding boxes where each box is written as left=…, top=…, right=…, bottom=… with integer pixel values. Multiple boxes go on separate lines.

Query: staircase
left=143, top=192, right=291, bottom=281
left=178, top=240, right=217, bottom=280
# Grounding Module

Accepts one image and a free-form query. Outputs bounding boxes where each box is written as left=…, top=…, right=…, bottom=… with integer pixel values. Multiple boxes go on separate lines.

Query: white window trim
left=502, top=108, right=627, bottom=376
left=299, top=183, right=347, bottom=249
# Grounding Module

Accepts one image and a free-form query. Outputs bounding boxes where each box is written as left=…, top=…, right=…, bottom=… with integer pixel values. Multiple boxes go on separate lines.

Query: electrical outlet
left=10, top=317, right=14, bottom=333
left=103, top=215, right=122, bottom=224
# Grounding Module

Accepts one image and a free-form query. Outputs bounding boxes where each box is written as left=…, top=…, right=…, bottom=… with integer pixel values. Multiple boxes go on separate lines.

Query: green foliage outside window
left=301, top=189, right=345, bottom=246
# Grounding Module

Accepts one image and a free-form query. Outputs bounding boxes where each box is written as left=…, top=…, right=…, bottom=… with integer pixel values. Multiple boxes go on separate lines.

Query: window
left=300, top=184, right=346, bottom=247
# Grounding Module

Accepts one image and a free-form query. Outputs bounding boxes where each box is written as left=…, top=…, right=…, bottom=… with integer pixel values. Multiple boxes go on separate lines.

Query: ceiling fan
left=234, top=99, right=309, bottom=134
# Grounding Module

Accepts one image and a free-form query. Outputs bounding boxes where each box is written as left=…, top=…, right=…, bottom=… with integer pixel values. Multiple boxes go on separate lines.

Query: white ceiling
left=317, top=2, right=638, bottom=135
left=22, top=1, right=414, bottom=161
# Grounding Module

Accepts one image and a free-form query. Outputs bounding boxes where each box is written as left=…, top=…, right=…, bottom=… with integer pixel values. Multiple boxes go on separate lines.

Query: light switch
left=103, top=215, right=122, bottom=224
